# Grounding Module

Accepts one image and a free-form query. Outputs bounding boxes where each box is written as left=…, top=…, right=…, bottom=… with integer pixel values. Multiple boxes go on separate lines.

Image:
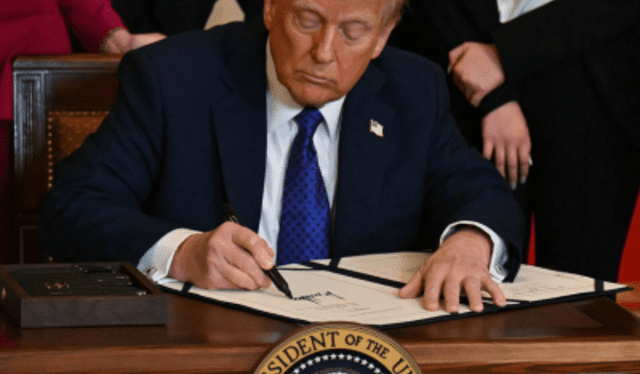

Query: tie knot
left=294, top=107, right=324, bottom=138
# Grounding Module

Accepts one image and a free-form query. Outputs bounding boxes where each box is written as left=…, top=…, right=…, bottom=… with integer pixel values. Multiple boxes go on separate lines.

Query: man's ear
left=371, top=20, right=398, bottom=59
left=263, top=0, right=276, bottom=30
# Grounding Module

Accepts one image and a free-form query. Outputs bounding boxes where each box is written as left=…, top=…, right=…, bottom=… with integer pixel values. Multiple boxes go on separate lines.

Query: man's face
left=264, top=0, right=397, bottom=107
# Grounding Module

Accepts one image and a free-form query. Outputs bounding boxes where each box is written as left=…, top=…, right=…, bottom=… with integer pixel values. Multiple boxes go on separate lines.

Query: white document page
left=161, top=262, right=471, bottom=326
left=325, top=252, right=627, bottom=302
left=160, top=252, right=628, bottom=326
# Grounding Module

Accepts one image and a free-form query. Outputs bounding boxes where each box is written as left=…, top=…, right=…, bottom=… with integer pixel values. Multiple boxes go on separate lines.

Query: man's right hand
left=168, top=222, right=275, bottom=290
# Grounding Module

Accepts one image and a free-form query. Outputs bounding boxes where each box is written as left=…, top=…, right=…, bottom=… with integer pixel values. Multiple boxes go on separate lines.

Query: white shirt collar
left=266, top=40, right=345, bottom=138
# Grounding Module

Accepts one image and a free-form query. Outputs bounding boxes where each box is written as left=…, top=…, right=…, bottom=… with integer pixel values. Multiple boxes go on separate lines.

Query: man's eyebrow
left=337, top=10, right=377, bottom=27
left=292, top=1, right=324, bottom=15
left=341, top=16, right=374, bottom=26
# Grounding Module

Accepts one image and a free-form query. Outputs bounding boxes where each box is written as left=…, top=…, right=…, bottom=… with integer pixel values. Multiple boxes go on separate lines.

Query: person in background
left=111, top=0, right=264, bottom=36
left=404, top=0, right=640, bottom=282
left=0, top=0, right=165, bottom=262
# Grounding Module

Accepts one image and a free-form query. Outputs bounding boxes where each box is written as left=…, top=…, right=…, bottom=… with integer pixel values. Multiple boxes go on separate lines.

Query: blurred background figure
left=0, top=0, right=165, bottom=261
left=389, top=0, right=640, bottom=282
left=111, top=0, right=263, bottom=36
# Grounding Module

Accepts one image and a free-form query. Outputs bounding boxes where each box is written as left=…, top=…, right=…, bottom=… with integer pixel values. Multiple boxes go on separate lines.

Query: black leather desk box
left=0, top=262, right=167, bottom=328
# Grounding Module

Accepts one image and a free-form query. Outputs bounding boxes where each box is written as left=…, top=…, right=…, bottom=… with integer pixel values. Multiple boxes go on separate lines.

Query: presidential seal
left=254, top=323, right=421, bottom=374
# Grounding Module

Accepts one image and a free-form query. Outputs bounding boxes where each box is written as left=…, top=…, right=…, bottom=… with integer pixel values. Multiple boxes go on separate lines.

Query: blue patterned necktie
left=277, top=107, right=330, bottom=265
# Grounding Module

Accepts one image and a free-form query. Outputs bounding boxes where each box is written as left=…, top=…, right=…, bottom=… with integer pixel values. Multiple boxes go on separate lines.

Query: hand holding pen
left=223, top=204, right=293, bottom=299
left=167, top=209, right=284, bottom=295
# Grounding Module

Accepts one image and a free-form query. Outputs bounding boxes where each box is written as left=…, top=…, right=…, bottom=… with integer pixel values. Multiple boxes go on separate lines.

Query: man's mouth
left=299, top=72, right=334, bottom=86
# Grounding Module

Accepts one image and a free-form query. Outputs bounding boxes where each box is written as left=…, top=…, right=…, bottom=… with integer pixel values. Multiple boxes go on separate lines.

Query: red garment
left=1, top=0, right=125, bottom=120
left=0, top=0, right=125, bottom=263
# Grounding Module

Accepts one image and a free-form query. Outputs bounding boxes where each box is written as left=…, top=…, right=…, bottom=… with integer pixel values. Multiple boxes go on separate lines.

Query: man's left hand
left=398, top=227, right=506, bottom=313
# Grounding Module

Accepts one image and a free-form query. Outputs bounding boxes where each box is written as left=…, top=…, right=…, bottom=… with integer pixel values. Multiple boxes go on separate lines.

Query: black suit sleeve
left=410, top=0, right=640, bottom=113
left=236, top=0, right=263, bottom=21
left=111, top=0, right=263, bottom=35
left=491, top=0, right=640, bottom=80
left=413, top=0, right=640, bottom=78
left=152, top=0, right=218, bottom=35
left=410, top=0, right=516, bottom=116
left=111, top=0, right=158, bottom=34
left=113, top=0, right=214, bottom=34
left=410, top=0, right=490, bottom=56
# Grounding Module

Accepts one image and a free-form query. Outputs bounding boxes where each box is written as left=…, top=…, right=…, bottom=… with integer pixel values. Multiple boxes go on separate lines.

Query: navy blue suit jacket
left=39, top=20, right=524, bottom=280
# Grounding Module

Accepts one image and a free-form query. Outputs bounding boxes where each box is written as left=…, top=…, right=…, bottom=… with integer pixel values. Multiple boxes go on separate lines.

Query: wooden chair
left=12, top=54, right=122, bottom=264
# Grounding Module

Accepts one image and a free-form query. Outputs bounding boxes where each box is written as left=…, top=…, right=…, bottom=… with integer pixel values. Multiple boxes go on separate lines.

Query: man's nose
left=312, top=26, right=337, bottom=64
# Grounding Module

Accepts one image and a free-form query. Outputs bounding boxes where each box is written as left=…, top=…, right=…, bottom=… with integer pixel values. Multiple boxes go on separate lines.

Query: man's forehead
left=286, top=0, right=389, bottom=18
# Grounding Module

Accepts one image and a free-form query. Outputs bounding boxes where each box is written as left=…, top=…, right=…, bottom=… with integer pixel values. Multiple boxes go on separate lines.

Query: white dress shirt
left=497, top=0, right=556, bottom=23
left=257, top=42, right=344, bottom=257
left=137, top=42, right=511, bottom=284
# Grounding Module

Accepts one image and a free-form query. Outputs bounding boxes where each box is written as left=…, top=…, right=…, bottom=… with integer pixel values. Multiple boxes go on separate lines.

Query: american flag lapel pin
left=369, top=119, right=384, bottom=138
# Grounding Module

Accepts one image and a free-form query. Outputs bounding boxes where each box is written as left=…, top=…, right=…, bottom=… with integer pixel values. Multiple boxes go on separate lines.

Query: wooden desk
left=618, top=281, right=640, bottom=318
left=1, top=294, right=639, bottom=374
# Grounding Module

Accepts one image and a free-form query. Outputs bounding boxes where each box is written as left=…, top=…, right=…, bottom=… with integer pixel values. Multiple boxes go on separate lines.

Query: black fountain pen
left=222, top=204, right=293, bottom=299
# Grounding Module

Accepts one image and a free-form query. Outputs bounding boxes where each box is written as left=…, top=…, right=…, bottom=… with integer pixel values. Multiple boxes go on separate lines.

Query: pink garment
left=1, top=0, right=125, bottom=120
left=0, top=0, right=125, bottom=263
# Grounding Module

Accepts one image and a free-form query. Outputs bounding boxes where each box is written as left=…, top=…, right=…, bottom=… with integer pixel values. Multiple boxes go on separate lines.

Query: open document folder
left=159, top=252, right=630, bottom=329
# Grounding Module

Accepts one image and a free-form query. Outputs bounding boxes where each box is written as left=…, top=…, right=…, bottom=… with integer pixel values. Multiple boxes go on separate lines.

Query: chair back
left=12, top=54, right=121, bottom=263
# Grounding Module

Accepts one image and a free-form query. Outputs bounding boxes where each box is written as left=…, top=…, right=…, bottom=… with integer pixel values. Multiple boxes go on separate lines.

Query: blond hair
left=383, top=0, right=408, bottom=26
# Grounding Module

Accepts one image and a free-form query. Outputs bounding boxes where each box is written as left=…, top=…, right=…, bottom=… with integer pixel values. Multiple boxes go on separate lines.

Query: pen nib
left=283, top=287, right=293, bottom=299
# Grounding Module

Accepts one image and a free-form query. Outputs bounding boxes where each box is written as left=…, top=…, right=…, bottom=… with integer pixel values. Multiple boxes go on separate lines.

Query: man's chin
left=289, top=87, right=341, bottom=108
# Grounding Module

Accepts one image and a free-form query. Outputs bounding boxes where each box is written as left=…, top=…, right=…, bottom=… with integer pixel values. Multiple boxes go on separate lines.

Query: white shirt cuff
left=440, top=220, right=509, bottom=283
left=136, top=228, right=202, bottom=284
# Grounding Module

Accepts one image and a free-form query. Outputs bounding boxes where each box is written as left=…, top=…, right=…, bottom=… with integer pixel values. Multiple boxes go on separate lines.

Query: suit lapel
left=210, top=24, right=268, bottom=232
left=333, top=63, right=394, bottom=255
